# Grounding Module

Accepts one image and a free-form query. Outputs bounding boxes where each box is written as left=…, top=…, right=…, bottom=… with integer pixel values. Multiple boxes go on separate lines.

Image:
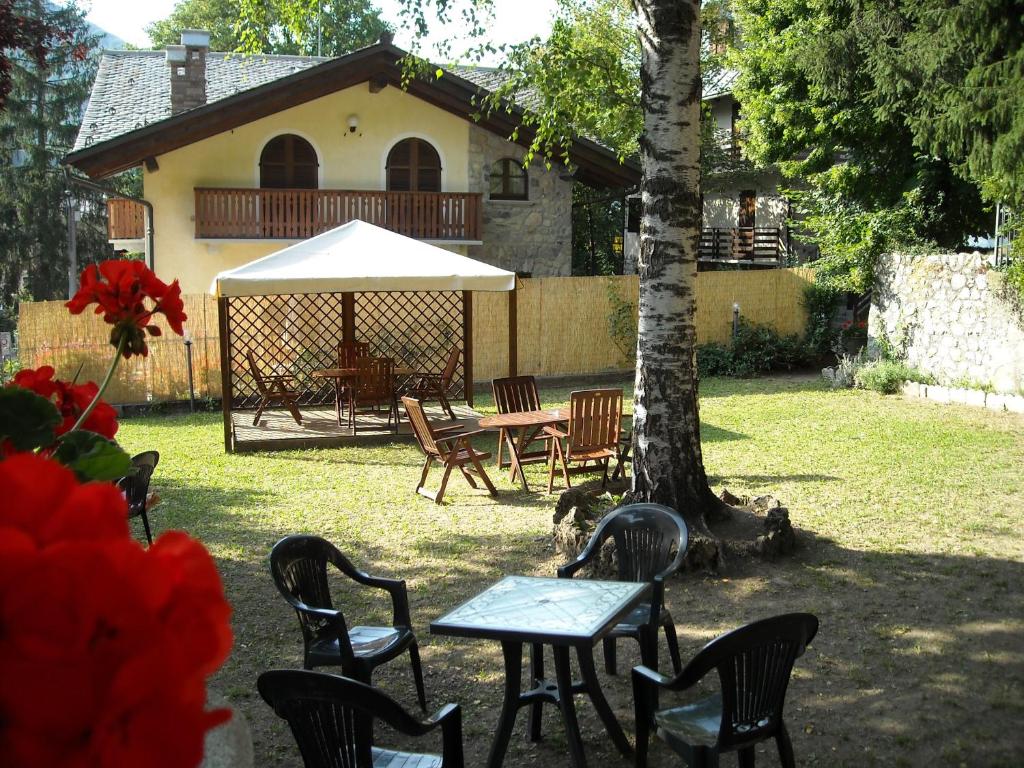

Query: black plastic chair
left=117, top=450, right=160, bottom=545
left=269, top=535, right=427, bottom=710
left=258, top=669, right=463, bottom=768
left=558, top=503, right=688, bottom=675
left=632, top=613, right=819, bottom=768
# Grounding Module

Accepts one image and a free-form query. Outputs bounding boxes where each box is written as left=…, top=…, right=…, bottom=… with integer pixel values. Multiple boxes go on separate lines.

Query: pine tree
left=0, top=0, right=108, bottom=328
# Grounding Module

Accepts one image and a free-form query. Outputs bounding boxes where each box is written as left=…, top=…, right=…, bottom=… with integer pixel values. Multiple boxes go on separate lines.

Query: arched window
left=386, top=138, right=441, bottom=192
left=259, top=134, right=318, bottom=189
left=489, top=158, right=528, bottom=201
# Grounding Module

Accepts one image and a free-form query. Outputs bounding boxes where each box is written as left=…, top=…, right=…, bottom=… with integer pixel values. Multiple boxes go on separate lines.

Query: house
left=623, top=68, right=817, bottom=272
left=65, top=32, right=638, bottom=295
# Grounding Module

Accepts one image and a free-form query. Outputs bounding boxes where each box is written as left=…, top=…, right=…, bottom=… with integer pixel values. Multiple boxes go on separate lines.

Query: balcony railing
left=699, top=227, right=786, bottom=263
left=194, top=188, right=484, bottom=241
left=107, top=198, right=146, bottom=240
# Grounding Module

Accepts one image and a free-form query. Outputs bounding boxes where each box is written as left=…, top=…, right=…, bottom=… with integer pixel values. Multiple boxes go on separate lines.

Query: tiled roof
left=74, top=50, right=329, bottom=151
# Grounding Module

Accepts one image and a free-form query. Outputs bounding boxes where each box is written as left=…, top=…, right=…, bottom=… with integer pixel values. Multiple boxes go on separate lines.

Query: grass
left=117, top=375, right=1024, bottom=767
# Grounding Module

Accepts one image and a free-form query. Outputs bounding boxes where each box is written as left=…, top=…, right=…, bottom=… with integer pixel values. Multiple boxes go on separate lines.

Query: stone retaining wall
left=871, top=252, right=1024, bottom=394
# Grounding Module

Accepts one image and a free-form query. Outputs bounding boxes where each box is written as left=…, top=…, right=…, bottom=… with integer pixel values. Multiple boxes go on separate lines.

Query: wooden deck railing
left=106, top=198, right=146, bottom=240
left=194, top=188, right=484, bottom=241
left=699, top=227, right=786, bottom=263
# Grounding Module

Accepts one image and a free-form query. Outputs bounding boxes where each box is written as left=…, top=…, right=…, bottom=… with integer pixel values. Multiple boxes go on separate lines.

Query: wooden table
left=478, top=408, right=568, bottom=492
left=312, top=366, right=419, bottom=425
left=479, top=408, right=632, bottom=492
left=431, top=575, right=651, bottom=768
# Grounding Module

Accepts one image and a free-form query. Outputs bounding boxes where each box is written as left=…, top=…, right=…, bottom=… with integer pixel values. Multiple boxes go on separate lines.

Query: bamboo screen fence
left=18, top=269, right=813, bottom=404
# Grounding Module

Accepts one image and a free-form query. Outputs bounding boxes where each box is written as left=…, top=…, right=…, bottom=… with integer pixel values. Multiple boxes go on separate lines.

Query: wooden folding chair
left=545, top=388, right=625, bottom=493
left=333, top=340, right=370, bottom=421
left=347, top=356, right=397, bottom=435
left=247, top=350, right=302, bottom=426
left=491, top=375, right=550, bottom=472
left=402, top=396, right=497, bottom=504
left=402, top=346, right=460, bottom=419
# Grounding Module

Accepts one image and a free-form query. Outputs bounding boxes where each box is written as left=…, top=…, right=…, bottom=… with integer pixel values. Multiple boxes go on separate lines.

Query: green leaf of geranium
left=0, top=387, right=60, bottom=452
left=53, top=430, right=132, bottom=482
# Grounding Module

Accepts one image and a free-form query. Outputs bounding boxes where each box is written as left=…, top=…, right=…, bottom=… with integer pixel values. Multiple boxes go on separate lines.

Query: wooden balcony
left=699, top=227, right=786, bottom=264
left=194, top=188, right=484, bottom=242
left=107, top=198, right=146, bottom=241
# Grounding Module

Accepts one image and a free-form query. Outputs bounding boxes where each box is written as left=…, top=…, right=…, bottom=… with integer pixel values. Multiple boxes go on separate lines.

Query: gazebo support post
left=217, top=296, right=233, bottom=453
left=507, top=285, right=517, bottom=377
left=341, top=292, right=356, bottom=344
left=462, top=290, right=473, bottom=408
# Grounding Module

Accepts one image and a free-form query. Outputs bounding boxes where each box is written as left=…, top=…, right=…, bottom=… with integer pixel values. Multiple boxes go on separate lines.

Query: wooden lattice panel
left=354, top=291, right=465, bottom=395
left=226, top=293, right=345, bottom=408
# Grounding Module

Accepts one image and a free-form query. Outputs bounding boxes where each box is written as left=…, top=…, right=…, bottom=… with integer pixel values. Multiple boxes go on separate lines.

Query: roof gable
left=66, top=43, right=638, bottom=188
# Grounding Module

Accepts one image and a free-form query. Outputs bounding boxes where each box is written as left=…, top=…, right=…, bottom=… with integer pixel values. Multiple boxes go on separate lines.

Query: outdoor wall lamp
left=347, top=114, right=359, bottom=133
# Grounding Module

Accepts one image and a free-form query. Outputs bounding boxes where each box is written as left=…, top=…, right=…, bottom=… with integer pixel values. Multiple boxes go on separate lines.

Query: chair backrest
left=439, top=346, right=461, bottom=389
left=269, top=535, right=339, bottom=644
left=492, top=375, right=541, bottom=415
left=694, top=613, right=819, bottom=750
left=246, top=350, right=271, bottom=396
left=585, top=503, right=688, bottom=584
left=402, top=396, right=439, bottom=456
left=118, top=450, right=160, bottom=515
left=337, top=341, right=370, bottom=369
left=567, top=388, right=623, bottom=456
left=256, top=670, right=381, bottom=767
left=354, top=356, right=392, bottom=398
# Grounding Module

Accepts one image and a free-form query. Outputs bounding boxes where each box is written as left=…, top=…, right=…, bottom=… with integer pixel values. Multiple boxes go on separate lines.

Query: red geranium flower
left=10, top=366, right=118, bottom=440
left=66, top=260, right=187, bottom=358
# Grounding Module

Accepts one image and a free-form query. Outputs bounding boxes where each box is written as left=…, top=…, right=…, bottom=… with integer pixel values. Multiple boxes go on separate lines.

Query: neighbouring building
left=66, top=32, right=638, bottom=294
left=623, top=69, right=818, bottom=274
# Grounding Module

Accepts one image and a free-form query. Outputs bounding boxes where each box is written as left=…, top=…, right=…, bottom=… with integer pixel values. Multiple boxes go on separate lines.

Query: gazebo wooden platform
left=230, top=403, right=484, bottom=452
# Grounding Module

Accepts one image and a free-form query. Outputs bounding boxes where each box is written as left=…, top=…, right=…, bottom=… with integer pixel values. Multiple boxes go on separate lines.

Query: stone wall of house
left=870, top=252, right=1024, bottom=394
left=466, top=125, right=573, bottom=276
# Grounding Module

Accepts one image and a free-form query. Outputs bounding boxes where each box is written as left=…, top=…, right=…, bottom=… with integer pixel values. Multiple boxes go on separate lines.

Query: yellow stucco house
left=66, top=32, right=638, bottom=295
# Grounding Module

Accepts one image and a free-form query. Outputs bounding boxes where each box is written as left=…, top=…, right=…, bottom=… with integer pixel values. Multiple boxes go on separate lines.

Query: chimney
left=167, top=29, right=210, bottom=114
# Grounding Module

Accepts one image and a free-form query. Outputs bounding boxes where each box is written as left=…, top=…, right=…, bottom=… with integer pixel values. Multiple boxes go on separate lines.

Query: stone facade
left=870, top=252, right=1024, bottom=394
left=467, top=124, right=573, bottom=276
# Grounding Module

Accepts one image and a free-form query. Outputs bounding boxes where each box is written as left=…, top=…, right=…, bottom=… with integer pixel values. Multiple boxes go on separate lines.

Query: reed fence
left=18, top=269, right=813, bottom=404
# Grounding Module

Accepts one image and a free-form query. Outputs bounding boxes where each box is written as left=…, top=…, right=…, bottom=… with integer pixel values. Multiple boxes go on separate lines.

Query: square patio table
left=431, top=575, right=652, bottom=768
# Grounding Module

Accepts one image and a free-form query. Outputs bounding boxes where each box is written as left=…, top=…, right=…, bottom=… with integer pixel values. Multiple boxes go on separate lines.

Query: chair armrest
left=435, top=703, right=464, bottom=768
left=543, top=426, right=568, bottom=439
left=436, top=428, right=487, bottom=444
left=632, top=664, right=674, bottom=689
left=263, top=373, right=296, bottom=382
left=367, top=576, right=413, bottom=628
left=433, top=424, right=466, bottom=434
left=556, top=527, right=607, bottom=578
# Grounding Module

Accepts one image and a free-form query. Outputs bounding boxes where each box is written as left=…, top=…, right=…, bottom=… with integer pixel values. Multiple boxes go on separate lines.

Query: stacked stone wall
left=870, top=252, right=1024, bottom=394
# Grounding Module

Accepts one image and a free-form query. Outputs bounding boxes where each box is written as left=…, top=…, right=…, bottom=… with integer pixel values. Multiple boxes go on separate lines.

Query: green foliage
left=1001, top=242, right=1024, bottom=325
left=732, top=0, right=991, bottom=290
left=854, top=359, right=933, bottom=395
left=0, top=386, right=60, bottom=452
left=0, top=355, right=21, bottom=385
left=150, top=0, right=389, bottom=55
left=800, top=283, right=840, bottom=357
left=1, top=1, right=108, bottom=316
left=697, top=319, right=808, bottom=378
left=574, top=188, right=625, bottom=275
left=605, top=278, right=636, bottom=364
left=52, top=429, right=132, bottom=482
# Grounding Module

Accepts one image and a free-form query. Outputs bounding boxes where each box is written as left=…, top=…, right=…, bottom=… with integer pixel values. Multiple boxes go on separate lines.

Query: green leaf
left=0, top=387, right=60, bottom=452
left=53, top=431, right=133, bottom=483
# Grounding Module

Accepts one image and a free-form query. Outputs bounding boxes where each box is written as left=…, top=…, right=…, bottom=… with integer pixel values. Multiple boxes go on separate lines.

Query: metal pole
left=66, top=191, right=78, bottom=298
left=184, top=331, right=196, bottom=412
left=732, top=302, right=740, bottom=341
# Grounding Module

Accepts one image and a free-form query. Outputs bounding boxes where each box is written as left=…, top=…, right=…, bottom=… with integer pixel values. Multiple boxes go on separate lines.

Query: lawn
left=117, top=375, right=1024, bottom=767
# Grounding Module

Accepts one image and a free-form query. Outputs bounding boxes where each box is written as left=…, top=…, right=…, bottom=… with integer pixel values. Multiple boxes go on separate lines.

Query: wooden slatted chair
left=247, top=350, right=302, bottom=426
left=544, top=388, right=625, bottom=493
left=347, top=357, right=397, bottom=435
left=402, top=346, right=460, bottom=419
left=258, top=670, right=464, bottom=768
left=402, top=396, right=497, bottom=504
left=333, top=340, right=370, bottom=421
left=491, top=375, right=550, bottom=472
left=633, top=613, right=819, bottom=768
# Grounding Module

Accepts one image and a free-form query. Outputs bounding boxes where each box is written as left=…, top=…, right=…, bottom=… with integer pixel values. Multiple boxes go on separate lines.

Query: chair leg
left=409, top=641, right=427, bottom=711
left=558, top=442, right=571, bottom=491
left=276, top=382, right=302, bottom=425
left=738, top=746, right=755, bottom=768
left=547, top=439, right=557, bottom=494
left=416, top=456, right=433, bottom=496
left=663, top=621, right=682, bottom=674
left=140, top=510, right=153, bottom=546
left=603, top=636, right=617, bottom=675
left=467, top=450, right=497, bottom=496
left=496, top=428, right=505, bottom=468
left=776, top=722, right=796, bottom=768
left=438, top=390, right=455, bottom=419
left=633, top=676, right=650, bottom=768
left=459, top=464, right=478, bottom=489
left=253, top=398, right=266, bottom=426
left=435, top=460, right=455, bottom=505
left=601, top=457, right=610, bottom=489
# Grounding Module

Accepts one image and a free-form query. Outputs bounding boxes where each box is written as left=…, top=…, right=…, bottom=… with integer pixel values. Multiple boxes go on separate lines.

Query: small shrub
left=822, top=349, right=869, bottom=389
left=1, top=356, right=22, bottom=386
left=854, top=360, right=932, bottom=394
left=697, top=342, right=734, bottom=377
left=801, top=284, right=841, bottom=357
left=697, top=320, right=809, bottom=378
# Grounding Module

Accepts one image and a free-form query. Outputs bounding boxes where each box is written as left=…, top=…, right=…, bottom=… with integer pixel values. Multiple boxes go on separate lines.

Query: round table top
left=478, top=408, right=569, bottom=429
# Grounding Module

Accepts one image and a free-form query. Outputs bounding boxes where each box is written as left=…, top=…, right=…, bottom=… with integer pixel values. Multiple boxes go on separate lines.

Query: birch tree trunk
left=629, top=0, right=720, bottom=530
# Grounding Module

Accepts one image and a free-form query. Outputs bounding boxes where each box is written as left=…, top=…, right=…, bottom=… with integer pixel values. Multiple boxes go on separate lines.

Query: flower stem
left=70, top=335, right=127, bottom=433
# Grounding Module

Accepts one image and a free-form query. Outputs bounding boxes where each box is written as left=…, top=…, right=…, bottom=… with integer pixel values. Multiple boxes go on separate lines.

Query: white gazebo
left=210, top=220, right=517, bottom=452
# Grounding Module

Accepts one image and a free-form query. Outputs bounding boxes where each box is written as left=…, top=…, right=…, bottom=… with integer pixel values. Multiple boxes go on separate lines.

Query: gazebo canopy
left=210, top=219, right=516, bottom=297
